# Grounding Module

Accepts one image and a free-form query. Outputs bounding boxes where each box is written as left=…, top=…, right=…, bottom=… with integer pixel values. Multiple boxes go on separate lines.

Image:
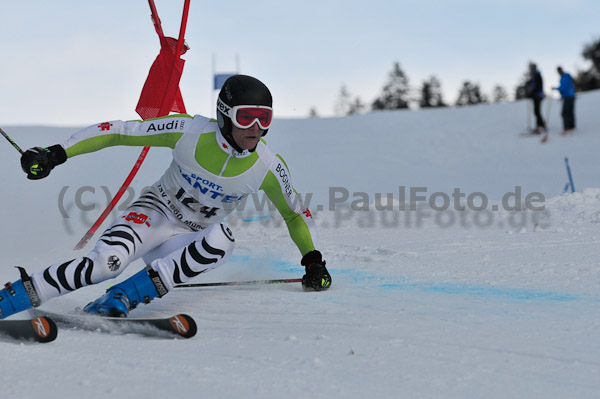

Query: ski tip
left=31, top=316, right=58, bottom=343
left=168, top=314, right=197, bottom=338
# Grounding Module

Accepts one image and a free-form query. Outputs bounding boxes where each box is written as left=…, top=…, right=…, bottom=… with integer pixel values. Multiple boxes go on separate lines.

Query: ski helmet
left=217, top=75, right=273, bottom=151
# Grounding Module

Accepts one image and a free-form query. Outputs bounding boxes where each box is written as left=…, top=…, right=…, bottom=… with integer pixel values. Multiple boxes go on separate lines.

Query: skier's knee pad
left=203, top=224, right=235, bottom=262
left=177, top=224, right=235, bottom=274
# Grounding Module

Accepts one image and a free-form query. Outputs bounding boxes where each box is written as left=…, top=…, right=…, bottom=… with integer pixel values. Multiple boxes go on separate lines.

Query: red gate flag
left=136, top=0, right=190, bottom=119
left=136, top=35, right=189, bottom=119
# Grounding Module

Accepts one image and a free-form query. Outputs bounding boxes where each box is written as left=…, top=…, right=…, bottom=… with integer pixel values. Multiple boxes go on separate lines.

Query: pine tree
left=514, top=63, right=533, bottom=100
left=492, top=85, right=509, bottom=103
left=576, top=37, right=600, bottom=91
left=348, top=98, right=366, bottom=115
left=419, top=76, right=445, bottom=108
left=334, top=85, right=352, bottom=116
left=582, top=37, right=600, bottom=74
left=455, top=81, right=487, bottom=106
left=372, top=62, right=411, bottom=110
left=333, top=85, right=365, bottom=116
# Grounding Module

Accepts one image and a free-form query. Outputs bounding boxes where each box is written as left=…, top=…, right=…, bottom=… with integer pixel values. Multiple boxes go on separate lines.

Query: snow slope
left=1, top=91, right=599, bottom=398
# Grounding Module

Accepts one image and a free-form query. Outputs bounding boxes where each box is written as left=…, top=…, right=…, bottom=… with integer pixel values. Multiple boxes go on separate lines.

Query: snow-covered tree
left=455, top=81, right=487, bottom=106
left=492, top=85, right=509, bottom=103
left=372, top=62, right=411, bottom=110
left=419, top=76, right=446, bottom=108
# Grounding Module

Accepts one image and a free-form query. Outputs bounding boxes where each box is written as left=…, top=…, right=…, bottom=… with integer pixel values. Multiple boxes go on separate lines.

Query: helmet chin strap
left=218, top=112, right=245, bottom=153
left=223, top=124, right=260, bottom=153
left=230, top=134, right=259, bottom=153
left=225, top=131, right=246, bottom=153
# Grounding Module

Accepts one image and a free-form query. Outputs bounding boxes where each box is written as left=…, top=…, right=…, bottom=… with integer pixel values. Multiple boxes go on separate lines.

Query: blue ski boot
left=84, top=266, right=168, bottom=317
left=0, top=267, right=42, bottom=319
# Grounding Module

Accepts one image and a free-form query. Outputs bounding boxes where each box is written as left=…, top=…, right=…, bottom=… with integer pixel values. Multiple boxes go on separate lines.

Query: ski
left=31, top=310, right=196, bottom=339
left=0, top=316, right=58, bottom=343
left=518, top=130, right=543, bottom=137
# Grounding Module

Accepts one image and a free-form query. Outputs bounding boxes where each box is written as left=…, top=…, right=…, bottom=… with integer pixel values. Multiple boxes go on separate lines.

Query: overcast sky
left=1, top=0, right=598, bottom=126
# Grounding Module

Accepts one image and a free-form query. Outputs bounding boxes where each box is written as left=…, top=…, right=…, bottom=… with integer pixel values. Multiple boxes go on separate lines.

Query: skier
left=527, top=63, right=547, bottom=134
left=552, top=66, right=576, bottom=135
left=0, top=75, right=331, bottom=319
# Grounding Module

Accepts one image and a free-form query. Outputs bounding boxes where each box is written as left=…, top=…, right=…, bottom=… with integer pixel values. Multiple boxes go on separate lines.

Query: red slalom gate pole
left=73, top=146, right=150, bottom=250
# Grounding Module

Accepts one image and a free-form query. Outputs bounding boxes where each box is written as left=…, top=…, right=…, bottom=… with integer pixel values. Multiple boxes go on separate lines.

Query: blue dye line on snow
left=377, top=282, right=583, bottom=301
left=228, top=256, right=597, bottom=303
left=223, top=215, right=274, bottom=224
left=241, top=215, right=273, bottom=223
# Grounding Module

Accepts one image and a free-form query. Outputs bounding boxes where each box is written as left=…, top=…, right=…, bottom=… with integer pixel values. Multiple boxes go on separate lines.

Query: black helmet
left=217, top=75, right=273, bottom=151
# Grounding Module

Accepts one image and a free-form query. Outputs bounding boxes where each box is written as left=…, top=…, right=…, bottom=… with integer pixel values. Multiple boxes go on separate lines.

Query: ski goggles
left=218, top=98, right=273, bottom=130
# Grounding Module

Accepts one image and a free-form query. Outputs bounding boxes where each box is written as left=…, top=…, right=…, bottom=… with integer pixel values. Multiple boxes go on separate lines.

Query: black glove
left=20, top=145, right=67, bottom=180
left=301, top=250, right=332, bottom=291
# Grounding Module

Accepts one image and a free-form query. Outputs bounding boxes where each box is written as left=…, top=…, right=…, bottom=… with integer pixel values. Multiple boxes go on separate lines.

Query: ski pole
left=174, top=278, right=303, bottom=288
left=0, top=128, right=24, bottom=154
left=545, top=92, right=553, bottom=130
left=526, top=99, right=532, bottom=132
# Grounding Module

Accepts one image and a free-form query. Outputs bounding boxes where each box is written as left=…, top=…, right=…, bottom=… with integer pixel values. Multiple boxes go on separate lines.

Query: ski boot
left=84, top=266, right=168, bottom=317
left=0, top=267, right=42, bottom=319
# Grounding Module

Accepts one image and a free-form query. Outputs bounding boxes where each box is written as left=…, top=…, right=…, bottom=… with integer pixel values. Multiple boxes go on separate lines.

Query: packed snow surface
left=1, top=91, right=599, bottom=398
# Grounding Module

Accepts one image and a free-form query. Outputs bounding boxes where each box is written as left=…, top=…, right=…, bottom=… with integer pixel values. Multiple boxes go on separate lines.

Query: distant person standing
left=553, top=66, right=576, bottom=135
left=527, top=63, right=547, bottom=134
